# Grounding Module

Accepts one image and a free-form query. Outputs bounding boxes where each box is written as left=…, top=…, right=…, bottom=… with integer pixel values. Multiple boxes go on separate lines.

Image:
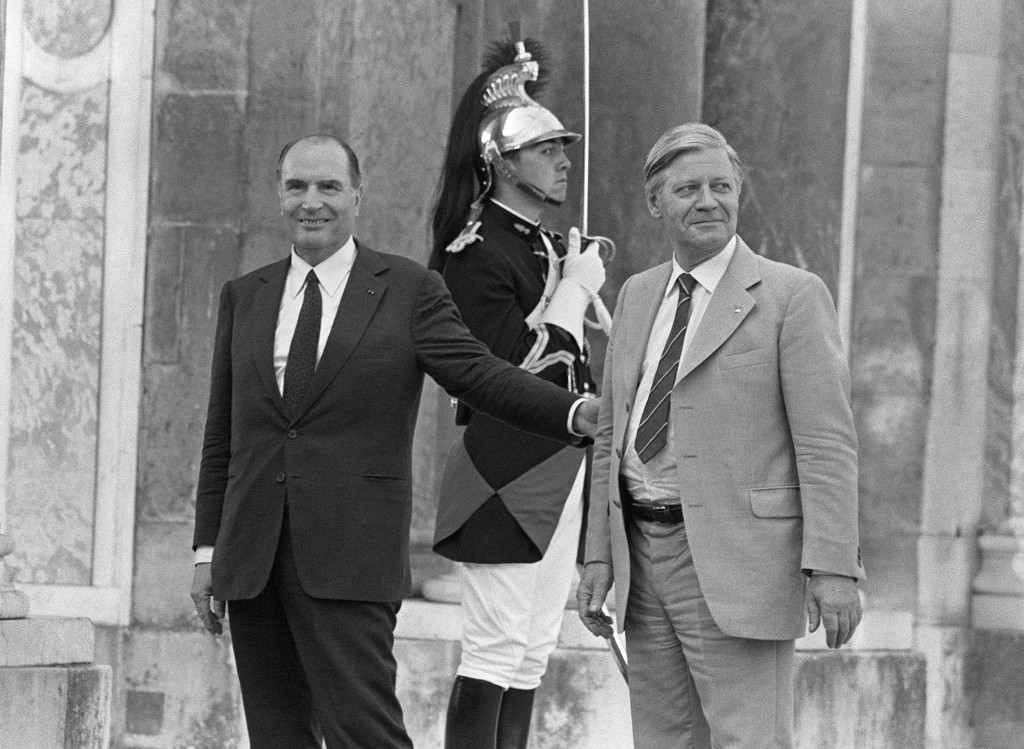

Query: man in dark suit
left=189, top=134, right=598, bottom=749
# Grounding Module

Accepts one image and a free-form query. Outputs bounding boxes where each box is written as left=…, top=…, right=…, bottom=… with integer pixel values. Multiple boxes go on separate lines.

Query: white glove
left=540, top=279, right=590, bottom=349
left=561, top=227, right=605, bottom=296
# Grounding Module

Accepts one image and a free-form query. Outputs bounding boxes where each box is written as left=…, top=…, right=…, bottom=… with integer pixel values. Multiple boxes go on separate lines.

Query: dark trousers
left=228, top=515, right=413, bottom=749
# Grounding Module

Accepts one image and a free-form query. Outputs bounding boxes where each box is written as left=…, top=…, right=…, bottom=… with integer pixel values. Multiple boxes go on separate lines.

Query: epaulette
left=445, top=199, right=486, bottom=254
left=446, top=221, right=483, bottom=254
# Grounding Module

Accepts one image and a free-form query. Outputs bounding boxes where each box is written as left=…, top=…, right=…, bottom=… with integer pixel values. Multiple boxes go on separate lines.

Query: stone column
left=972, top=161, right=1024, bottom=631
left=916, top=1, right=1005, bottom=746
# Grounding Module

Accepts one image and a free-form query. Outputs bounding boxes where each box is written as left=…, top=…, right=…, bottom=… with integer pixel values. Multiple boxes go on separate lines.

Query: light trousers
left=625, top=517, right=795, bottom=749
left=456, top=461, right=586, bottom=690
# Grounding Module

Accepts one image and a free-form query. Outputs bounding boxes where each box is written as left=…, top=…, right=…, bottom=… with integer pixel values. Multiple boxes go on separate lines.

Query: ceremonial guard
left=429, top=38, right=607, bottom=749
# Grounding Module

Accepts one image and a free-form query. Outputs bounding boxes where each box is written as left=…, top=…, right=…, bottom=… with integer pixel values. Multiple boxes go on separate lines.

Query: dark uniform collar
left=484, top=198, right=541, bottom=243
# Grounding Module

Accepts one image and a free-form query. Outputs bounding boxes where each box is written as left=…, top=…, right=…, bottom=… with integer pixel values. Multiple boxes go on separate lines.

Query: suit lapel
left=252, top=258, right=291, bottom=420
left=290, top=241, right=388, bottom=422
left=677, top=238, right=761, bottom=381
left=619, top=262, right=673, bottom=400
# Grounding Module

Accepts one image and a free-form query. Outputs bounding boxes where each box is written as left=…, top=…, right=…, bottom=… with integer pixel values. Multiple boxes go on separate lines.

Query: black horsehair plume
left=429, top=34, right=553, bottom=271
left=482, top=36, right=551, bottom=97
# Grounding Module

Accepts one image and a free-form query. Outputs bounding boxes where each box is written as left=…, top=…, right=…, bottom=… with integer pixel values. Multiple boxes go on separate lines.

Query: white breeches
left=456, top=460, right=586, bottom=690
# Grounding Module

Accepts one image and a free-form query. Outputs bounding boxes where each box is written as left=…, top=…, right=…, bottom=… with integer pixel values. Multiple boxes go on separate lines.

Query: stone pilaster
left=918, top=0, right=1005, bottom=746
left=971, top=0, right=1024, bottom=636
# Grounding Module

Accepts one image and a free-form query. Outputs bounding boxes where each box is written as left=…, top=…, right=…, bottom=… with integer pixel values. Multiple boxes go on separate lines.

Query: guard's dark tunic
left=432, top=200, right=593, bottom=563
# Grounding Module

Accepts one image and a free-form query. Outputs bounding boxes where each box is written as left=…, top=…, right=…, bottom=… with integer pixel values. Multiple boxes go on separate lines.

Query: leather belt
left=628, top=502, right=684, bottom=525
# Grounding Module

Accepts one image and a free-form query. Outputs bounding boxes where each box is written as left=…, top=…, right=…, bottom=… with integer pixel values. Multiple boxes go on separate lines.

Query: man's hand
left=572, top=398, right=600, bottom=440
left=576, top=561, right=614, bottom=638
left=806, top=573, right=862, bottom=648
left=190, top=563, right=225, bottom=635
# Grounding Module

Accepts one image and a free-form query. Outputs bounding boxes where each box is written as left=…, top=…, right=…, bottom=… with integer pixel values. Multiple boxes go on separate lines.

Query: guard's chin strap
left=490, top=155, right=565, bottom=207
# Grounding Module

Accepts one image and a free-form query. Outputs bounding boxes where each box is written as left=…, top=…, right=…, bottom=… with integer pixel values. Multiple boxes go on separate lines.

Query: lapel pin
left=368, top=289, right=375, bottom=295
left=734, top=307, right=742, bottom=313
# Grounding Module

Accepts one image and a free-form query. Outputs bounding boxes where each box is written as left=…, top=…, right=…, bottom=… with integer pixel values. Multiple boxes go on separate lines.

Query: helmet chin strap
left=490, top=154, right=565, bottom=207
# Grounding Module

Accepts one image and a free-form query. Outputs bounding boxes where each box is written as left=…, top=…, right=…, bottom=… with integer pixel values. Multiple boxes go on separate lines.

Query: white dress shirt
left=195, top=238, right=356, bottom=565
left=620, top=236, right=737, bottom=504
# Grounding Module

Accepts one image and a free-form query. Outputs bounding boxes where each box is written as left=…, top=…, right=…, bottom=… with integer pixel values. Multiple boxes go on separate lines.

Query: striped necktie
left=283, top=269, right=321, bottom=415
left=635, top=273, right=697, bottom=464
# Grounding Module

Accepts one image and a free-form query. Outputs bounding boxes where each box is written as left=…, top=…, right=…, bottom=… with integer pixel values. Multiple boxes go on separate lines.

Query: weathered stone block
left=862, top=45, right=947, bottom=168
left=967, top=629, right=1024, bottom=748
left=65, top=666, right=114, bottom=749
left=349, top=0, right=455, bottom=260
left=114, top=627, right=242, bottom=748
left=794, top=651, right=926, bottom=749
left=137, top=363, right=209, bottom=522
left=144, top=224, right=241, bottom=367
left=131, top=521, right=196, bottom=627
left=0, top=664, right=111, bottom=749
left=870, top=0, right=950, bottom=54
left=159, top=0, right=251, bottom=91
left=855, top=165, right=940, bottom=277
left=151, top=94, right=245, bottom=224
left=0, top=617, right=95, bottom=667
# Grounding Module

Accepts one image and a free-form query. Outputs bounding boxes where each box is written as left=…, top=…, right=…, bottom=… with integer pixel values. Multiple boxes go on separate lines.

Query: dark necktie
left=635, top=273, right=697, bottom=464
left=283, top=269, right=321, bottom=415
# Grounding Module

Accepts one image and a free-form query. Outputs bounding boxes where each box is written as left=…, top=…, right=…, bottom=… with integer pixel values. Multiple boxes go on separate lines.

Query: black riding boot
left=444, top=675, right=504, bottom=749
left=495, top=687, right=536, bottom=749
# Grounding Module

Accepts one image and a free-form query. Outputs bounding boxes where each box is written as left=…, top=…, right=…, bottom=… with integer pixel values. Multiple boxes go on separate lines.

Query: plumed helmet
left=477, top=42, right=580, bottom=164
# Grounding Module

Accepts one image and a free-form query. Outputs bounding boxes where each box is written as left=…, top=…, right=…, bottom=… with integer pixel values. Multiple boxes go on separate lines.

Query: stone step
left=0, top=616, right=96, bottom=667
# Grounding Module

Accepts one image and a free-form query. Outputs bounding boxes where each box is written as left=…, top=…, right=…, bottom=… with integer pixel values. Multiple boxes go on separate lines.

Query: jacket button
left=276, top=472, right=285, bottom=483
left=288, top=429, right=298, bottom=439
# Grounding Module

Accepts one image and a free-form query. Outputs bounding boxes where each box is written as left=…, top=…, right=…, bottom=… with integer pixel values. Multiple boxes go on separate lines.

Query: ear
left=353, top=184, right=363, bottom=215
left=646, top=187, right=662, bottom=219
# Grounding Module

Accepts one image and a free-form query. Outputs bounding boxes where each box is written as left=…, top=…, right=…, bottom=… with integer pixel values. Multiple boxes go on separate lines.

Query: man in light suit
left=188, top=134, right=598, bottom=749
left=576, top=124, right=864, bottom=749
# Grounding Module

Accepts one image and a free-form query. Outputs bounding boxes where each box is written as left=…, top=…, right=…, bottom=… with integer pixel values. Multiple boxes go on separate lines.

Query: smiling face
left=647, top=147, right=740, bottom=269
left=495, top=138, right=571, bottom=215
left=278, top=138, right=362, bottom=265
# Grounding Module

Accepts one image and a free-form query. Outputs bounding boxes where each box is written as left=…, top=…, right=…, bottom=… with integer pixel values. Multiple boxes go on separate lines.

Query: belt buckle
left=651, top=505, right=674, bottom=524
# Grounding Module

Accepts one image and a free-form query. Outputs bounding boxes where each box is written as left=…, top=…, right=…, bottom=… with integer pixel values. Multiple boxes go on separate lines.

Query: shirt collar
left=668, top=235, right=737, bottom=297
left=288, top=236, right=357, bottom=299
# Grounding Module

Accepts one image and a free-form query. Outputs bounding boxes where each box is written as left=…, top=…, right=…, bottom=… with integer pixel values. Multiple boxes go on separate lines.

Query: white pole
left=582, top=0, right=591, bottom=234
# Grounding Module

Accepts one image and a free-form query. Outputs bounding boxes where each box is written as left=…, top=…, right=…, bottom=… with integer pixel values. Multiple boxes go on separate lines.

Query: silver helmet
left=477, top=42, right=580, bottom=205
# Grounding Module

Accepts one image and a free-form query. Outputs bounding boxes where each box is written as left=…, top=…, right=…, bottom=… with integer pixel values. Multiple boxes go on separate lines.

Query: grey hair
left=643, top=123, right=743, bottom=199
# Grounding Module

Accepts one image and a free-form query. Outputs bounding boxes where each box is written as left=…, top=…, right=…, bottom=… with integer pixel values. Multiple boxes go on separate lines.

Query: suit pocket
left=749, top=486, right=802, bottom=518
left=720, top=347, right=772, bottom=370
